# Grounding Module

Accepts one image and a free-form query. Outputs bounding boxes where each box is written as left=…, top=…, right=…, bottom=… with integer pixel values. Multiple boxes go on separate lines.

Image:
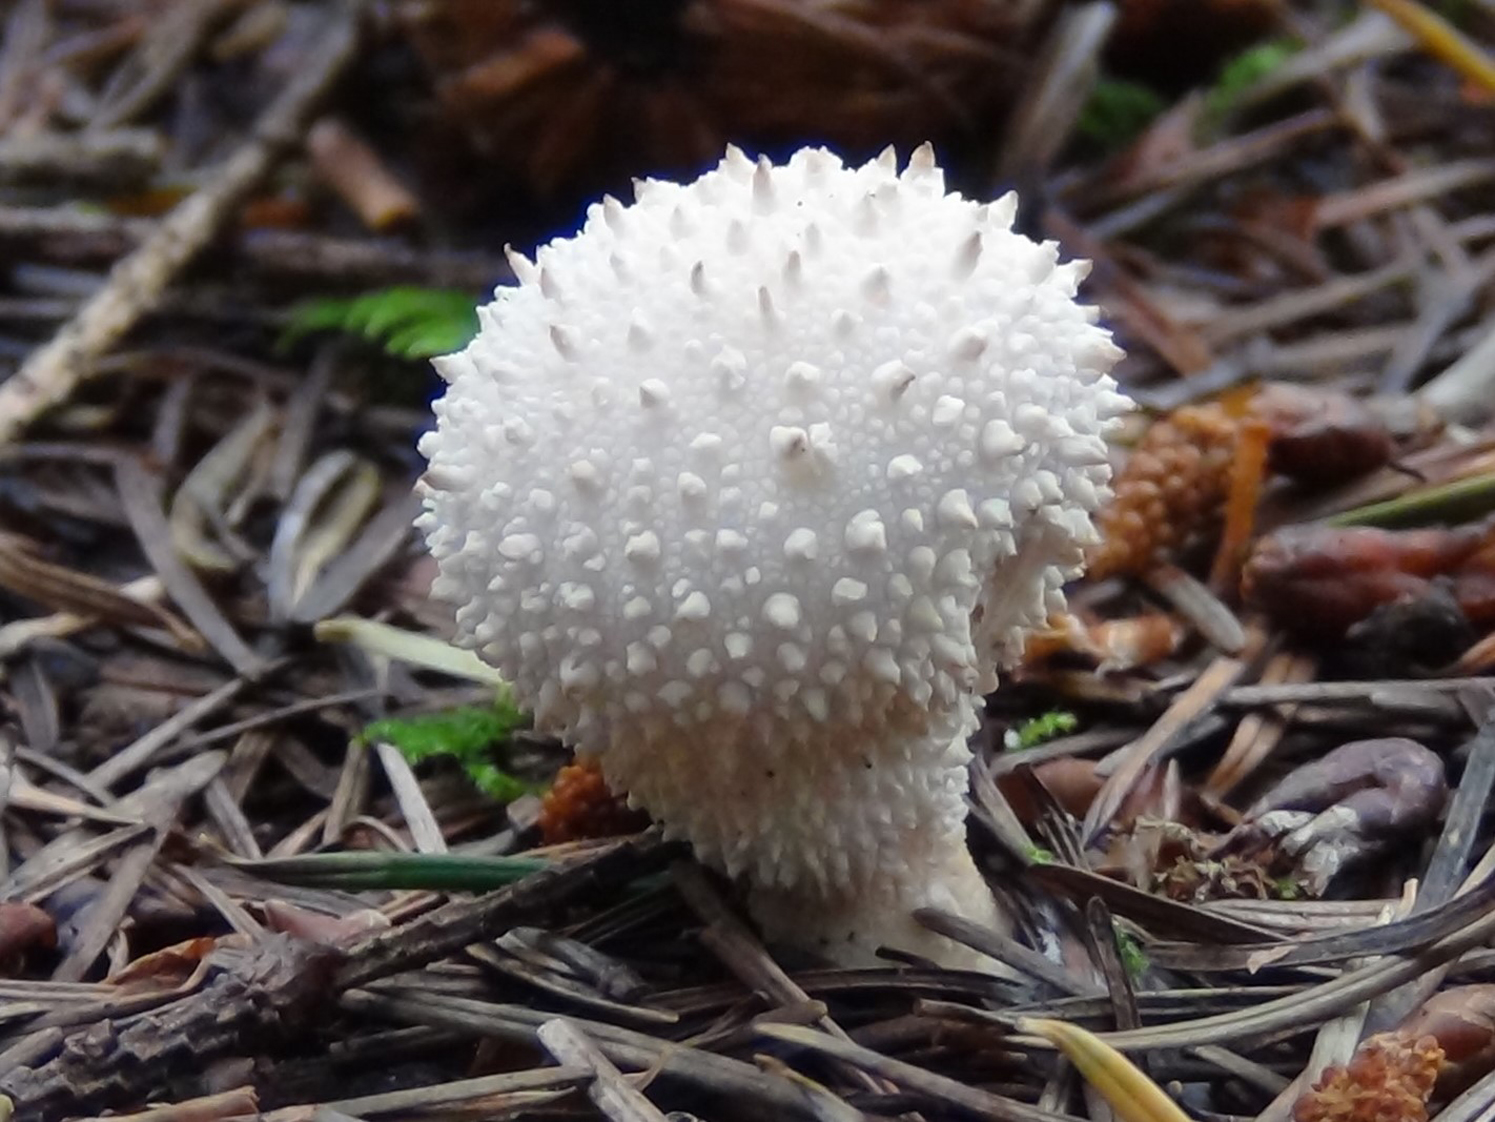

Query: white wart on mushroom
left=418, top=145, right=1130, bottom=969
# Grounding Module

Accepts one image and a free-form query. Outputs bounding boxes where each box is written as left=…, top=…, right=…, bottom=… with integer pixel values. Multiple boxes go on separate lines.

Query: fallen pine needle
left=1017, top=1017, right=1194, bottom=1122
left=1365, top=0, right=1495, bottom=94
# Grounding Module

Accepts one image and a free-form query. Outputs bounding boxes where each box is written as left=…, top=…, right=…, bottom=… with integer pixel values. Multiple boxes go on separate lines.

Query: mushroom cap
left=417, top=145, right=1128, bottom=882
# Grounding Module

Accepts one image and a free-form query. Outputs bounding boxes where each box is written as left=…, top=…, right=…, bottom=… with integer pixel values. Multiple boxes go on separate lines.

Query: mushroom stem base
left=746, top=844, right=1009, bottom=973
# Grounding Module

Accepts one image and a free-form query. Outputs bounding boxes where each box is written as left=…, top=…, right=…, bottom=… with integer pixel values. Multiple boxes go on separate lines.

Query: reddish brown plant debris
left=1397, top=985, right=1495, bottom=1099
left=538, top=760, right=650, bottom=845
left=1294, top=1033, right=1444, bottom=1122
left=1252, top=383, right=1397, bottom=486
left=1242, top=519, right=1495, bottom=641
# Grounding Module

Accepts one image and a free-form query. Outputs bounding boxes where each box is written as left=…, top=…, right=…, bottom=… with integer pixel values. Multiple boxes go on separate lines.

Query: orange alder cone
left=538, top=760, right=649, bottom=844
left=1087, top=402, right=1238, bottom=579
left=1089, top=386, right=1403, bottom=581
left=1294, top=1033, right=1444, bottom=1122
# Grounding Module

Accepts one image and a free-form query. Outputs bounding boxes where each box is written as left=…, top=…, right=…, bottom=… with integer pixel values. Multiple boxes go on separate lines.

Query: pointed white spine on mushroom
left=953, top=231, right=982, bottom=279
left=763, top=593, right=802, bottom=630
left=638, top=379, right=670, bottom=407
left=872, top=360, right=915, bottom=401
left=627, top=311, right=654, bottom=352
left=504, top=245, right=537, bottom=284
left=549, top=324, right=580, bottom=360
left=752, top=156, right=775, bottom=214
left=783, top=250, right=803, bottom=290
left=769, top=426, right=809, bottom=460
left=784, top=528, right=818, bottom=561
left=758, top=286, right=779, bottom=327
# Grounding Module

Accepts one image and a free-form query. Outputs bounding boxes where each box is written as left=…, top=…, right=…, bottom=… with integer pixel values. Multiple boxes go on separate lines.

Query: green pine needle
left=233, top=850, right=551, bottom=891
left=359, top=700, right=532, bottom=802
left=282, top=286, right=480, bottom=359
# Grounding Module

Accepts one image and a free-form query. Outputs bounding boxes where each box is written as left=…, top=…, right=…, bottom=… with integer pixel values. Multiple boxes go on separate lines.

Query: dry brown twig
left=0, top=0, right=368, bottom=447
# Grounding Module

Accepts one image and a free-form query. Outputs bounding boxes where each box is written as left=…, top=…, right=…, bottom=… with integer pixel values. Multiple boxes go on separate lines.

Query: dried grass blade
left=314, top=615, right=506, bottom=687
left=0, top=575, right=164, bottom=659
left=266, top=449, right=380, bottom=620
left=53, top=752, right=226, bottom=982
left=1017, top=1017, right=1192, bottom=1122
left=1204, top=651, right=1316, bottom=799
left=370, top=740, right=447, bottom=854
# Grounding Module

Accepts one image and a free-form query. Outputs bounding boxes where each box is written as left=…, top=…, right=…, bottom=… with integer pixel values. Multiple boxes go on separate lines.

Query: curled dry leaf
left=1000, top=757, right=1174, bottom=832
left=1293, top=1032, right=1444, bottom=1122
left=1220, top=737, right=1447, bottom=895
left=1112, top=819, right=1278, bottom=903
left=0, top=901, right=57, bottom=968
left=106, top=935, right=250, bottom=989
left=261, top=900, right=390, bottom=946
left=1242, top=519, right=1495, bottom=641
left=1021, top=612, right=1186, bottom=672
left=537, top=760, right=650, bottom=845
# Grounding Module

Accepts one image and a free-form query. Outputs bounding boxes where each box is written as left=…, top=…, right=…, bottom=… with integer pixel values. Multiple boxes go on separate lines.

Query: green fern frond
left=283, top=286, right=480, bottom=359
left=359, top=699, right=533, bottom=802
left=1007, top=708, right=1080, bottom=750
left=1205, top=38, right=1301, bottom=121
left=1076, top=78, right=1168, bottom=151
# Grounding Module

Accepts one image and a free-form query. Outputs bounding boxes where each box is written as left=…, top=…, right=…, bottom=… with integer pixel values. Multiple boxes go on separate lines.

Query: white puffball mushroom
left=417, top=145, right=1130, bottom=971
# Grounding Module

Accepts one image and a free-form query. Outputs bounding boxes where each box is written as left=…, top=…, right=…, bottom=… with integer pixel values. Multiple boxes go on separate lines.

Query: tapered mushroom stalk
left=417, top=145, right=1130, bottom=969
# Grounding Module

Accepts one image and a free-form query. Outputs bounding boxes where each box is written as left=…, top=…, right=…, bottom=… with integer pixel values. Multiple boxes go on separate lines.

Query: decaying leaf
left=1220, top=737, right=1448, bottom=895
